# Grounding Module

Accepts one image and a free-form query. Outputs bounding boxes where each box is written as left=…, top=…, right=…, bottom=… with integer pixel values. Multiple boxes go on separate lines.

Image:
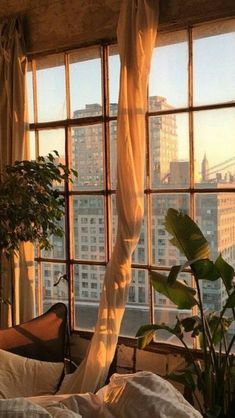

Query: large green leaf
left=192, top=259, right=220, bottom=281
left=167, top=265, right=182, bottom=284
left=151, top=271, right=198, bottom=309
left=165, top=208, right=210, bottom=261
left=167, top=368, right=196, bottom=390
left=181, top=316, right=202, bottom=337
left=215, top=254, right=234, bottom=291
left=204, top=405, right=222, bottom=418
left=207, top=313, right=233, bottom=345
left=136, top=323, right=182, bottom=349
left=225, top=289, right=235, bottom=309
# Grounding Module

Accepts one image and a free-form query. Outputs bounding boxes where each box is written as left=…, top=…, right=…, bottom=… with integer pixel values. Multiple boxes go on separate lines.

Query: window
left=29, top=20, right=235, bottom=346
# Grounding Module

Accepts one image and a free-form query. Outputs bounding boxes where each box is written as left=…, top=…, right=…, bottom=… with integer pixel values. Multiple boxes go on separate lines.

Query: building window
left=29, top=20, right=235, bottom=346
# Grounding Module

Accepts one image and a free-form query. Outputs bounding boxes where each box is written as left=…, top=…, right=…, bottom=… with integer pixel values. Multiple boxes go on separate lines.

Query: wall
left=0, top=0, right=235, bottom=55
left=70, top=334, right=187, bottom=394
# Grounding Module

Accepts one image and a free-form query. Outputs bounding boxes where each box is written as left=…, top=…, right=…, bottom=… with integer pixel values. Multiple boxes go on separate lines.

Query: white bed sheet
left=0, top=372, right=203, bottom=418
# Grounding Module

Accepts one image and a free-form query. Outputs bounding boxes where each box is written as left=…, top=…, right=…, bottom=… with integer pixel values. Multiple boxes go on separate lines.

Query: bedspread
left=0, top=372, right=203, bottom=417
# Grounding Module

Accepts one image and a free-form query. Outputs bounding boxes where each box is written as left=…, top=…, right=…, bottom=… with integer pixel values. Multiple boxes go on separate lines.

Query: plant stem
left=194, top=276, right=208, bottom=371
left=204, top=317, right=218, bottom=371
left=177, top=337, right=204, bottom=413
left=226, top=333, right=235, bottom=357
left=193, top=390, right=204, bottom=416
left=223, top=279, right=235, bottom=321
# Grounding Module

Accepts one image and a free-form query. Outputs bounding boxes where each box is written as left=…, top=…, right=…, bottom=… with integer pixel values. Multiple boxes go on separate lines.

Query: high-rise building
left=149, top=96, right=178, bottom=186
left=42, top=96, right=235, bottom=337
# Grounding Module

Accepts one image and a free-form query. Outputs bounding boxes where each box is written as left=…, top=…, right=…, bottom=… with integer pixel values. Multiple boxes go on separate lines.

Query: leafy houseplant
left=0, top=151, right=77, bottom=301
left=136, top=208, right=235, bottom=418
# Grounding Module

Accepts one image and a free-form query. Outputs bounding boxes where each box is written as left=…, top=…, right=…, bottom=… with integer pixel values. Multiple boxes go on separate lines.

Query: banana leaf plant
left=136, top=208, right=235, bottom=418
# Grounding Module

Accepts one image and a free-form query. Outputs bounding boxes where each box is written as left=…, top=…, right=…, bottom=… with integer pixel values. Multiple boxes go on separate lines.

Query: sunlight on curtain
left=0, top=18, right=35, bottom=327
left=59, top=0, right=159, bottom=394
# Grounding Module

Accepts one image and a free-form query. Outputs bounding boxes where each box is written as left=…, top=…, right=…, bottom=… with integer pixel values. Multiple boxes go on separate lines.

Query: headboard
left=0, top=303, right=68, bottom=363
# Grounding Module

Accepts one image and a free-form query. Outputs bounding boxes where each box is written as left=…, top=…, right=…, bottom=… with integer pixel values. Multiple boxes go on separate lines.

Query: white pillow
left=0, top=398, right=51, bottom=417
left=0, top=349, right=64, bottom=399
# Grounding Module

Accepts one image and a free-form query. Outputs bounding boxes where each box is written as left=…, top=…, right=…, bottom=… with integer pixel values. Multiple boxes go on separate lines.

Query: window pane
left=152, top=194, right=190, bottom=266
left=111, top=195, right=117, bottom=248
left=154, top=272, right=192, bottom=346
left=42, top=262, right=67, bottom=312
left=27, top=63, right=34, bottom=123
left=74, top=264, right=105, bottom=330
left=196, top=193, right=235, bottom=349
left=194, top=109, right=235, bottom=187
left=72, top=124, right=103, bottom=190
left=70, top=47, right=102, bottom=118
left=120, top=269, right=149, bottom=337
left=41, top=216, right=66, bottom=260
left=111, top=196, right=147, bottom=264
left=193, top=20, right=235, bottom=105
left=38, top=129, right=65, bottom=190
left=36, top=54, right=66, bottom=122
left=150, top=112, right=189, bottom=188
left=109, top=45, right=120, bottom=116
left=196, top=192, right=235, bottom=295
left=38, top=129, right=65, bottom=158
left=73, top=196, right=105, bottom=261
left=149, top=31, right=188, bottom=109
left=29, top=131, right=36, bottom=160
left=110, top=121, right=117, bottom=189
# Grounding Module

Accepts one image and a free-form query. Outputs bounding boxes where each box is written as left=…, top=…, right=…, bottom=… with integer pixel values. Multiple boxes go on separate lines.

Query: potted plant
left=136, top=208, right=235, bottom=418
left=0, top=151, right=77, bottom=302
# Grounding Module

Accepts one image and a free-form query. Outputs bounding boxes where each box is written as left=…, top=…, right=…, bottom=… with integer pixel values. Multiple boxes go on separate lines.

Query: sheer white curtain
left=59, top=0, right=159, bottom=394
left=0, top=17, right=35, bottom=327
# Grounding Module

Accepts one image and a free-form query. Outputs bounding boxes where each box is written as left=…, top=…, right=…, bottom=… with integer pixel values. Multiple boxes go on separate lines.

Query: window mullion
left=31, top=58, right=43, bottom=314
left=64, top=52, right=75, bottom=329
left=188, top=26, right=198, bottom=350
left=102, top=45, right=112, bottom=262
left=146, top=100, right=154, bottom=323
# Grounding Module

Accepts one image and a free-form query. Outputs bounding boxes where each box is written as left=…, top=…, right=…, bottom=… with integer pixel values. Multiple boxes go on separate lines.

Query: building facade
left=42, top=96, right=235, bottom=337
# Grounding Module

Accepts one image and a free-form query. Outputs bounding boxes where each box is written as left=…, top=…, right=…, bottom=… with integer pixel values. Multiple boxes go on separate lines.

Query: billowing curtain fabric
left=59, top=0, right=159, bottom=394
left=0, top=18, right=35, bottom=327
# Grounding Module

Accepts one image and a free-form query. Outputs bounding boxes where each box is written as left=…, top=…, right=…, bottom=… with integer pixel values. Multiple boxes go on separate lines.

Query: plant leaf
left=204, top=405, right=222, bottom=418
left=136, top=323, right=182, bottom=349
left=225, top=289, right=235, bottom=309
left=181, top=316, right=202, bottom=337
left=165, top=208, right=210, bottom=261
left=167, top=265, right=182, bottom=284
left=151, top=271, right=198, bottom=309
left=167, top=369, right=196, bottom=390
left=192, top=259, right=220, bottom=281
left=208, top=313, right=233, bottom=345
left=215, top=254, right=234, bottom=291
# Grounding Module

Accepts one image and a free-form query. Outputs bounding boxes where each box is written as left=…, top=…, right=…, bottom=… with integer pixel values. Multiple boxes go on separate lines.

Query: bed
left=0, top=304, right=202, bottom=417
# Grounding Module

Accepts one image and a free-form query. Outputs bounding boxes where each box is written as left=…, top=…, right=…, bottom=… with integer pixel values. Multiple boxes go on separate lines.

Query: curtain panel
left=0, top=17, right=35, bottom=327
left=59, top=0, right=159, bottom=394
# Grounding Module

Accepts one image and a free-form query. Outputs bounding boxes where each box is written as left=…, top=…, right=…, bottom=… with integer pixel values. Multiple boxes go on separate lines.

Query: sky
left=27, top=24, right=235, bottom=173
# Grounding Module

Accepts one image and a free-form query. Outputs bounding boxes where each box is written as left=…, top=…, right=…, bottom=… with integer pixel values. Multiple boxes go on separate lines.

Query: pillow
left=0, top=398, right=51, bottom=417
left=0, top=349, right=64, bottom=399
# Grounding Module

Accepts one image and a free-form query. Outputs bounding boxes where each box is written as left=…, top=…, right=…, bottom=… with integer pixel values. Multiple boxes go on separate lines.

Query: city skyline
left=39, top=96, right=235, bottom=340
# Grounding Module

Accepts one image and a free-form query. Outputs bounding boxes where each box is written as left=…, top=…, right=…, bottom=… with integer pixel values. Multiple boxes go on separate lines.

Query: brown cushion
left=0, top=303, right=68, bottom=363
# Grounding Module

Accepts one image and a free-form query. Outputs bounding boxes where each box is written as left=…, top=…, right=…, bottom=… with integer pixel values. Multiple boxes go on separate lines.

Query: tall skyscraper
left=42, top=96, right=235, bottom=339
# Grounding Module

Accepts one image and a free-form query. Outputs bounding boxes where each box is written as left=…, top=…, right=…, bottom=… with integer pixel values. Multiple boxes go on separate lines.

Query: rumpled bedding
left=0, top=372, right=203, bottom=417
